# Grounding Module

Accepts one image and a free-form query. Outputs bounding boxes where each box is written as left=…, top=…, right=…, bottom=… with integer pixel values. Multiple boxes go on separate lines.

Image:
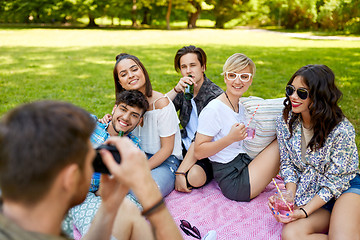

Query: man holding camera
left=0, top=100, right=182, bottom=240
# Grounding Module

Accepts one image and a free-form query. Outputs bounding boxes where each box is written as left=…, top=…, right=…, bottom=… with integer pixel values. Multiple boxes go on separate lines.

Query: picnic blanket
left=164, top=178, right=284, bottom=240
left=73, top=178, right=284, bottom=240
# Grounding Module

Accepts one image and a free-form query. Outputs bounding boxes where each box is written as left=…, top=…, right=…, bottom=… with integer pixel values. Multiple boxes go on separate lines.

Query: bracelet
left=175, top=171, right=186, bottom=176
left=299, top=207, right=308, bottom=218
left=173, top=86, right=182, bottom=94
left=141, top=198, right=165, bottom=217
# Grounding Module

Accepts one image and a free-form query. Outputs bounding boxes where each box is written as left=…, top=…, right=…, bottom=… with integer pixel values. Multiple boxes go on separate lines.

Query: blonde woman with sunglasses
left=270, top=64, right=360, bottom=239
left=194, top=53, right=280, bottom=202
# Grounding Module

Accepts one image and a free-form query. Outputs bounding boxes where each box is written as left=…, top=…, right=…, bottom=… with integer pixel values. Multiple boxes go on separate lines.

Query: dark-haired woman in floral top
left=270, top=64, right=360, bottom=239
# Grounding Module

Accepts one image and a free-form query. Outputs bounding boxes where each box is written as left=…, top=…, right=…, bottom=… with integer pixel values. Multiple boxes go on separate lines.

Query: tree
left=318, top=0, right=360, bottom=32
left=1, top=0, right=64, bottom=23
left=153, top=0, right=185, bottom=30
left=284, top=0, right=317, bottom=29
left=170, top=0, right=210, bottom=29
left=72, top=0, right=108, bottom=27
left=187, top=0, right=202, bottom=28
left=129, top=0, right=155, bottom=27
left=252, top=0, right=318, bottom=29
left=207, top=0, right=250, bottom=28
left=1, top=0, right=359, bottom=34
left=166, top=0, right=172, bottom=29
left=131, top=0, right=138, bottom=27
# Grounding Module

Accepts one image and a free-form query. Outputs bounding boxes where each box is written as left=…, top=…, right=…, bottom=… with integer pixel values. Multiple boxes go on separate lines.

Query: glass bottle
left=184, top=74, right=194, bottom=100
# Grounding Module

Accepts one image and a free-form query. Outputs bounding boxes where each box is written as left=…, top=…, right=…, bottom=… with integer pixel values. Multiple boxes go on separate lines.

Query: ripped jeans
left=146, top=153, right=180, bottom=197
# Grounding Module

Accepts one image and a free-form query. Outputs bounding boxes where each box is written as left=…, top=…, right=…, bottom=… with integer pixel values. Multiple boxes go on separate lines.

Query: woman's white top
left=132, top=95, right=183, bottom=160
left=197, top=99, right=246, bottom=164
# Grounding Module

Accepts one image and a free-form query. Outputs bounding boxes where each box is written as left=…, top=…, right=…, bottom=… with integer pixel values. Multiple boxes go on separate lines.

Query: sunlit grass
left=0, top=28, right=359, bottom=149
left=1, top=28, right=359, bottom=48
left=170, top=19, right=215, bottom=28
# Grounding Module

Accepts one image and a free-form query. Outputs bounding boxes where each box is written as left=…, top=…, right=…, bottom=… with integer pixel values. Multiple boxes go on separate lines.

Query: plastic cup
left=245, top=127, right=256, bottom=140
left=245, top=120, right=256, bottom=140
left=273, top=190, right=294, bottom=219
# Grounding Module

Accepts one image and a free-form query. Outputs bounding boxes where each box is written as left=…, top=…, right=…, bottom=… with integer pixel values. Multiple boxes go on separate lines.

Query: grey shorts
left=211, top=153, right=252, bottom=202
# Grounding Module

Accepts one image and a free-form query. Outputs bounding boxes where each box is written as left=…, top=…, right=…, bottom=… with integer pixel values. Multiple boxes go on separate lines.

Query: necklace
left=224, top=91, right=237, bottom=112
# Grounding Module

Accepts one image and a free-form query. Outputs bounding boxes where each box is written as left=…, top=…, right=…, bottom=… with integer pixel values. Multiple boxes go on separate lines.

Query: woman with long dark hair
left=108, top=53, right=183, bottom=197
left=270, top=64, right=360, bottom=239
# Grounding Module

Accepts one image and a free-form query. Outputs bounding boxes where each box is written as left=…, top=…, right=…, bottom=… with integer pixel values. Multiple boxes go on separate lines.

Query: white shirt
left=132, top=95, right=183, bottom=160
left=197, top=99, right=246, bottom=164
left=182, top=99, right=198, bottom=150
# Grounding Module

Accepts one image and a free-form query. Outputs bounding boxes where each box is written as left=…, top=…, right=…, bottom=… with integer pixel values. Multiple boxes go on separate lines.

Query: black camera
left=93, top=144, right=121, bottom=174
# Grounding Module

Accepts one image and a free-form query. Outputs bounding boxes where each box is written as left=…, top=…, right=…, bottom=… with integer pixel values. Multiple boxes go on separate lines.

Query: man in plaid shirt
left=89, top=90, right=149, bottom=193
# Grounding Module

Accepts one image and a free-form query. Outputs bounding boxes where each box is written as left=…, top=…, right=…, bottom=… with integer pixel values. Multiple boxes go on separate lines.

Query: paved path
left=248, top=28, right=360, bottom=41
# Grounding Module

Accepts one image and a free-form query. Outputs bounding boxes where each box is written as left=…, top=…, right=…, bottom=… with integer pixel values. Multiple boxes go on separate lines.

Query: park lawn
left=0, top=28, right=359, bottom=149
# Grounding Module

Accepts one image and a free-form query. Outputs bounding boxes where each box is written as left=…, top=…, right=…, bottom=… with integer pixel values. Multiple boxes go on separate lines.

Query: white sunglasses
left=225, top=72, right=252, bottom=82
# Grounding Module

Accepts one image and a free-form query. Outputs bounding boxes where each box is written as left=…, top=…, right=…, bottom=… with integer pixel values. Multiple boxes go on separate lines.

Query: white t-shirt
left=197, top=99, right=247, bottom=164
left=132, top=95, right=183, bottom=160
left=182, top=99, right=198, bottom=150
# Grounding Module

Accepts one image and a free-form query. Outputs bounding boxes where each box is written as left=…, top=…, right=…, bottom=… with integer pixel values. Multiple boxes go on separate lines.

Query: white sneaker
left=202, top=230, right=217, bottom=240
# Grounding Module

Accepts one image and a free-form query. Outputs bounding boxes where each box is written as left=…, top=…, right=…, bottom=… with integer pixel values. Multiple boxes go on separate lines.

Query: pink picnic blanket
left=74, top=178, right=285, bottom=240
left=164, top=178, right=284, bottom=240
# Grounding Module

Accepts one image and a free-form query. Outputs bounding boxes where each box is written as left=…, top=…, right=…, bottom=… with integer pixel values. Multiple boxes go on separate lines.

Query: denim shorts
left=322, top=173, right=360, bottom=212
left=146, top=153, right=180, bottom=197
left=343, top=173, right=360, bottom=195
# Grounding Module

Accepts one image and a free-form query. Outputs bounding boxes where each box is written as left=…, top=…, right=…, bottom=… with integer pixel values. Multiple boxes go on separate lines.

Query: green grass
left=0, top=28, right=359, bottom=149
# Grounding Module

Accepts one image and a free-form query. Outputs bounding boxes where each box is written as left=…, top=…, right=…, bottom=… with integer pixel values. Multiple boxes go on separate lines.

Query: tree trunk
left=131, top=0, right=137, bottom=27
left=142, top=7, right=150, bottom=25
left=118, top=13, right=122, bottom=26
left=166, top=0, right=172, bottom=30
left=87, top=14, right=98, bottom=27
left=215, top=16, right=225, bottom=29
left=187, top=1, right=201, bottom=29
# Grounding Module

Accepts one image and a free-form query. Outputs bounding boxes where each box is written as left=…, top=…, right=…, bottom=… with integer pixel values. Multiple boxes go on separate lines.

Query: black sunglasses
left=286, top=85, right=309, bottom=100
left=179, top=219, right=201, bottom=239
